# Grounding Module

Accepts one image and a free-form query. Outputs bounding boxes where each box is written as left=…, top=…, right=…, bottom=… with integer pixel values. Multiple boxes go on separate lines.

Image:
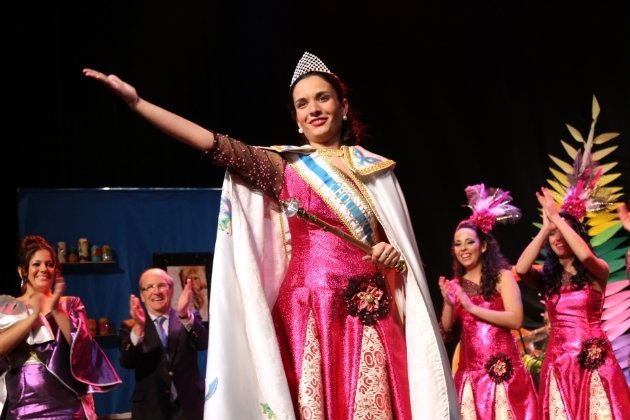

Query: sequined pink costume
left=208, top=135, right=413, bottom=419
left=454, top=279, right=538, bottom=420
left=274, top=164, right=410, bottom=419
left=540, top=284, right=630, bottom=419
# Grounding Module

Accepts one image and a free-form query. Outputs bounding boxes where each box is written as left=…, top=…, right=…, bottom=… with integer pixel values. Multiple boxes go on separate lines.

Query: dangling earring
left=342, top=115, right=348, bottom=121
left=20, top=277, right=27, bottom=288
left=298, top=127, right=304, bottom=134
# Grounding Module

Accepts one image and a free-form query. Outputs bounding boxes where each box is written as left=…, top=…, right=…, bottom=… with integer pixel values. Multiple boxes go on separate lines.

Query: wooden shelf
left=61, top=261, right=116, bottom=265
left=60, top=261, right=122, bottom=275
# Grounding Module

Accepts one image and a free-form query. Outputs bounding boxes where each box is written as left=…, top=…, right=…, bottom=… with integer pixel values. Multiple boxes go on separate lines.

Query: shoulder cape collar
left=264, top=144, right=395, bottom=176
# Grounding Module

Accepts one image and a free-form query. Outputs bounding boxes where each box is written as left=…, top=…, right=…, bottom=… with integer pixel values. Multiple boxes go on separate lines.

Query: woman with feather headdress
left=439, top=184, right=539, bottom=419
left=516, top=182, right=630, bottom=418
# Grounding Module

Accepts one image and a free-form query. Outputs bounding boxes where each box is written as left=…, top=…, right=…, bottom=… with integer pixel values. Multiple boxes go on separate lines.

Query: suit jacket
left=119, top=308, right=208, bottom=420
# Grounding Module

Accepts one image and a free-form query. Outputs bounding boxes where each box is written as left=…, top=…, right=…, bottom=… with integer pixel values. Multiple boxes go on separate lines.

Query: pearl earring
left=298, top=127, right=304, bottom=134
left=342, top=115, right=348, bottom=121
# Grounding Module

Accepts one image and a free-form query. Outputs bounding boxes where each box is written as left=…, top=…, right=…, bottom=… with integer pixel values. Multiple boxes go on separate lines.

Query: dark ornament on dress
left=578, top=337, right=608, bottom=370
left=344, top=274, right=391, bottom=326
left=484, top=353, right=514, bottom=383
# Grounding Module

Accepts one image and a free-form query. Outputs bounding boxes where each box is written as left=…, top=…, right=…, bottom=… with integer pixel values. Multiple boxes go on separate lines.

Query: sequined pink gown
left=540, top=284, right=630, bottom=419
left=273, top=165, right=411, bottom=419
left=454, top=279, right=538, bottom=420
left=207, top=136, right=413, bottom=419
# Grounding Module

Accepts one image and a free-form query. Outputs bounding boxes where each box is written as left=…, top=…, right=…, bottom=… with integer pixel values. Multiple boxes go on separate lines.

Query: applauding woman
left=440, top=184, right=538, bottom=419
left=516, top=188, right=630, bottom=419
left=0, top=235, right=121, bottom=419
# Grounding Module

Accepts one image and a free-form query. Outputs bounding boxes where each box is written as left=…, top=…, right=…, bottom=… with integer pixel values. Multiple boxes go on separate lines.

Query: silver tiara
left=290, top=51, right=333, bottom=87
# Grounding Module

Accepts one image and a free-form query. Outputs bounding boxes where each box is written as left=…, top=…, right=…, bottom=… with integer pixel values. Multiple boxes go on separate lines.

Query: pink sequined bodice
left=456, top=288, right=522, bottom=371
left=278, top=165, right=379, bottom=291
left=545, top=284, right=606, bottom=351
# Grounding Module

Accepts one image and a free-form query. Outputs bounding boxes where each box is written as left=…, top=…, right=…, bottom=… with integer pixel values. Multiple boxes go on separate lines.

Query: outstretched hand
left=83, top=68, right=139, bottom=108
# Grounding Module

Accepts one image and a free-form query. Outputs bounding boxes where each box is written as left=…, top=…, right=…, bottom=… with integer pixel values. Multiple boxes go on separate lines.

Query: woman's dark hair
left=451, top=221, right=511, bottom=300
left=540, top=211, right=593, bottom=296
left=288, top=71, right=363, bottom=145
left=17, top=235, right=57, bottom=292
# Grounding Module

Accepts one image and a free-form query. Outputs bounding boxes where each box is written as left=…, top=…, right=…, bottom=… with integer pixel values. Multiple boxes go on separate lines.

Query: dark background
left=7, top=1, right=629, bottom=319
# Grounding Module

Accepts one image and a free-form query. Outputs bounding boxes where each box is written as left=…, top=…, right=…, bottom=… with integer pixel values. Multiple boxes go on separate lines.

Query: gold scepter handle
left=281, top=198, right=407, bottom=273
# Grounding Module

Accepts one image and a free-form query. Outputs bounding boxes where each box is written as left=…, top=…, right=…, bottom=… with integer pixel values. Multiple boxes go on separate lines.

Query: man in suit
left=119, top=268, right=208, bottom=420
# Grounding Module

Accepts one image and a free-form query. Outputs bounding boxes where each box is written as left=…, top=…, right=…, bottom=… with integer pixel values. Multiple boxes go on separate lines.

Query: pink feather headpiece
left=560, top=149, right=608, bottom=221
left=464, top=184, right=521, bottom=234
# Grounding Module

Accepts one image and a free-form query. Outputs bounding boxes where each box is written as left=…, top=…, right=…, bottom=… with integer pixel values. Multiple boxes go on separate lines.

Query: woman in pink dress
left=516, top=188, right=630, bottom=419
left=439, top=185, right=538, bottom=419
left=83, top=52, right=458, bottom=419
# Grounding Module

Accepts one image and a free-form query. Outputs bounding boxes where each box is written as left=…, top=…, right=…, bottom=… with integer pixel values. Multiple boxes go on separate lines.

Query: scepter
left=281, top=198, right=407, bottom=273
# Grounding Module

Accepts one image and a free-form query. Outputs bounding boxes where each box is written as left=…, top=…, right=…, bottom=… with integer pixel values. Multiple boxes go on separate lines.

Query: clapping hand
left=177, top=278, right=193, bottom=318
left=50, top=274, right=66, bottom=312
left=536, top=187, right=560, bottom=221
left=129, top=294, right=145, bottom=334
left=438, top=276, right=458, bottom=306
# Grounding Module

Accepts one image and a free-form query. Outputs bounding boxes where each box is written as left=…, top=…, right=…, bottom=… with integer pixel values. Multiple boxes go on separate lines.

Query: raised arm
left=538, top=188, right=609, bottom=286
left=83, top=68, right=216, bottom=152
left=454, top=270, right=523, bottom=330
left=515, top=208, right=552, bottom=281
left=84, top=68, right=285, bottom=198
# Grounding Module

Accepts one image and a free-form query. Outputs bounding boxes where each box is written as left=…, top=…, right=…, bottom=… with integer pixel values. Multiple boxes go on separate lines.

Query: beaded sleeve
left=205, top=132, right=285, bottom=199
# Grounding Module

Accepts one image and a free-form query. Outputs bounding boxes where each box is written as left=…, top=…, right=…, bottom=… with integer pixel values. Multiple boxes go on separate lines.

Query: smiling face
left=452, top=227, right=487, bottom=272
left=139, top=268, right=174, bottom=316
left=547, top=223, right=573, bottom=259
left=20, top=249, right=56, bottom=294
left=292, top=74, right=348, bottom=148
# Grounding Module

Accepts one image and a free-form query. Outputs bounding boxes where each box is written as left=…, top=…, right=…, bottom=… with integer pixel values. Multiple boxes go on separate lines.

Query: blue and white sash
left=287, top=149, right=380, bottom=245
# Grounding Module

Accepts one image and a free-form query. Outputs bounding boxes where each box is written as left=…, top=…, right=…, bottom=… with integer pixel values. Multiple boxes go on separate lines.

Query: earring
left=298, top=127, right=304, bottom=134
left=342, top=115, right=348, bottom=121
left=20, top=277, right=27, bottom=288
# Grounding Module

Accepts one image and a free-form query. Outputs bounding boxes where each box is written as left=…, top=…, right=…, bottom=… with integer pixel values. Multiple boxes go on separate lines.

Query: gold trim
left=278, top=207, right=291, bottom=263
left=346, top=146, right=395, bottom=176
left=315, top=147, right=345, bottom=157
left=324, top=161, right=380, bottom=244
left=287, top=155, right=377, bottom=244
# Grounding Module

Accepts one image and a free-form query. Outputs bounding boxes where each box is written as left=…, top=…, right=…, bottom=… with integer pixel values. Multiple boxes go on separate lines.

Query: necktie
left=155, top=316, right=178, bottom=402
left=155, top=316, right=168, bottom=350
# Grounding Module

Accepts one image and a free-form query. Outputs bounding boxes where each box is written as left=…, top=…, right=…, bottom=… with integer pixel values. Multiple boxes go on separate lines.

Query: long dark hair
left=17, top=235, right=58, bottom=293
left=540, top=212, right=593, bottom=296
left=288, top=71, right=363, bottom=145
left=451, top=221, right=511, bottom=300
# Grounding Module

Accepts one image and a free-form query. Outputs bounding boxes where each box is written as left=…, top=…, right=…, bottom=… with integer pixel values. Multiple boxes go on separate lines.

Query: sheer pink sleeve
left=205, top=132, right=285, bottom=199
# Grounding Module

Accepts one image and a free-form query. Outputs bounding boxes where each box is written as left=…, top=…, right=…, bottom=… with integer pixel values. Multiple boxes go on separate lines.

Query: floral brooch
left=484, top=353, right=514, bottom=383
left=578, top=337, right=608, bottom=370
left=344, top=274, right=391, bottom=326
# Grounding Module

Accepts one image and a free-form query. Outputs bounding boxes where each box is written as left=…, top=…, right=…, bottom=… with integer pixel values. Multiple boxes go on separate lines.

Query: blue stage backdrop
left=17, top=188, right=221, bottom=417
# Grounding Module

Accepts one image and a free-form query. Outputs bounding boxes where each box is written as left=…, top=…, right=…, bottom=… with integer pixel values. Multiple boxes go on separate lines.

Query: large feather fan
left=546, top=95, right=629, bottom=383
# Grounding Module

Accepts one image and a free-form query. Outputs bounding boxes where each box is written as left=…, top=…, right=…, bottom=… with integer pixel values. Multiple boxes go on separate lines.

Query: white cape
left=204, top=148, right=458, bottom=419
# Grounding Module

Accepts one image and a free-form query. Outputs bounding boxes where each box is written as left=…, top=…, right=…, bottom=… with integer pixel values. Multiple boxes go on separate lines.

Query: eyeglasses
left=140, top=283, right=171, bottom=292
